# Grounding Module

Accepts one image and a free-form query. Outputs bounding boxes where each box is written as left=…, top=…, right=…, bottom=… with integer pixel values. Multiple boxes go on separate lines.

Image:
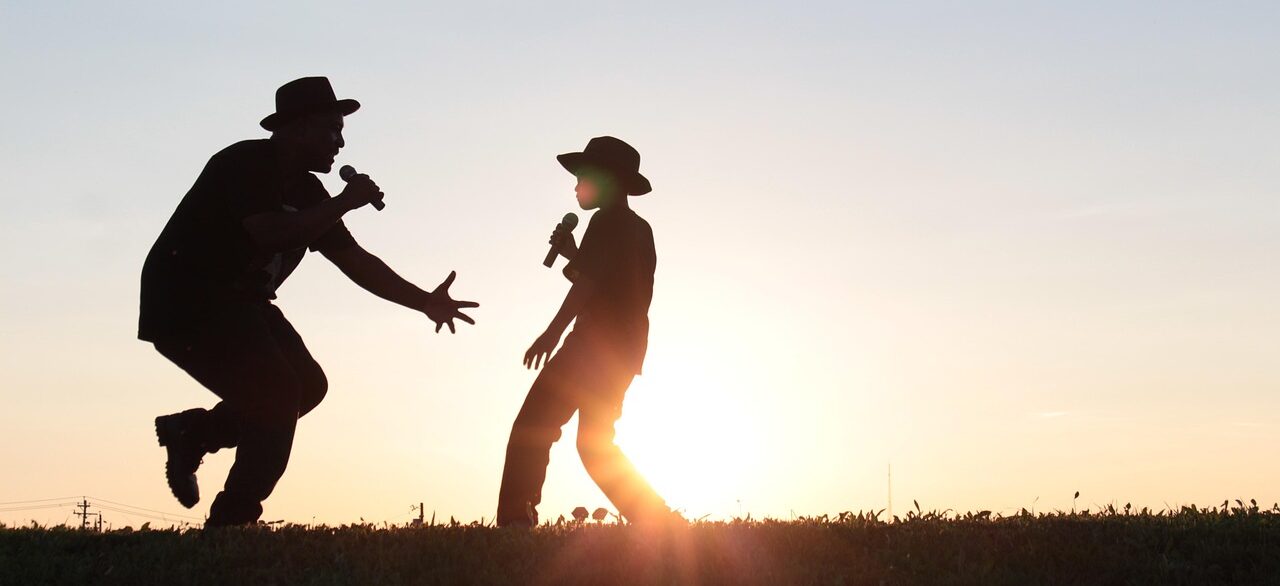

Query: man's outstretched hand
left=422, top=271, right=478, bottom=334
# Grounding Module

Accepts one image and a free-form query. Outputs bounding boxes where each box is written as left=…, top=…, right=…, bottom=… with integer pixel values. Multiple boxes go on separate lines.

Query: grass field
left=3, top=504, right=1278, bottom=585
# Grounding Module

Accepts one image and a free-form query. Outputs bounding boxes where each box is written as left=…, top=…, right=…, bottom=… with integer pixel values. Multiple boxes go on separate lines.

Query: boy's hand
left=524, top=330, right=560, bottom=369
left=549, top=224, right=578, bottom=260
left=422, top=271, right=478, bottom=333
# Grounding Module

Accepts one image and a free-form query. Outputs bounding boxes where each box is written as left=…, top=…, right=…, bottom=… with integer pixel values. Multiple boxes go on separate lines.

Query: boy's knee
left=576, top=430, right=615, bottom=465
left=510, top=420, right=562, bottom=448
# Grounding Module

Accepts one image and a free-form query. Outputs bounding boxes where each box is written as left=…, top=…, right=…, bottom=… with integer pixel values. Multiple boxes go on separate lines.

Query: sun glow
left=615, top=359, right=761, bottom=520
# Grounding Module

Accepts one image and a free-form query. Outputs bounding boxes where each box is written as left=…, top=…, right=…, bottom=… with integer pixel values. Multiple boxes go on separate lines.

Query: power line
left=0, top=496, right=83, bottom=506
left=82, top=496, right=204, bottom=522
left=94, top=504, right=201, bottom=524
left=0, top=496, right=203, bottom=523
left=0, top=501, right=80, bottom=509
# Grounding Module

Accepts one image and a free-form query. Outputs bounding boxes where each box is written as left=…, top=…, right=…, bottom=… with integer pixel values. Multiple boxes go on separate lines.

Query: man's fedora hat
left=259, top=77, right=360, bottom=131
left=557, top=136, right=652, bottom=196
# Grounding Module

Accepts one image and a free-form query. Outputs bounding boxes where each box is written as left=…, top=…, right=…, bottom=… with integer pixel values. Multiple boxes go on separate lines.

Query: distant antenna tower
left=73, top=498, right=102, bottom=531
left=887, top=464, right=893, bottom=521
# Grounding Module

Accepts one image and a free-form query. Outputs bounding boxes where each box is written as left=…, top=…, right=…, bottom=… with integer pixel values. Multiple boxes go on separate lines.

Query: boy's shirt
left=562, top=206, right=656, bottom=375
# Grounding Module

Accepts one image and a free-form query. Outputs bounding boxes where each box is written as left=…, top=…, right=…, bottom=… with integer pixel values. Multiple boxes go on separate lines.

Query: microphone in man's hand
left=543, top=213, right=579, bottom=267
left=338, top=165, right=385, bottom=211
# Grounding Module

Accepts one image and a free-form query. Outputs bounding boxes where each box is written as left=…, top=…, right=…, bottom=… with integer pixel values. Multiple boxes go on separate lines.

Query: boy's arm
left=524, top=276, right=597, bottom=369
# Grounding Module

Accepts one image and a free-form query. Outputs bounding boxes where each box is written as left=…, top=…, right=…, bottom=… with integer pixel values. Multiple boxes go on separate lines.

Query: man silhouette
left=139, top=77, right=477, bottom=527
left=496, top=136, right=675, bottom=527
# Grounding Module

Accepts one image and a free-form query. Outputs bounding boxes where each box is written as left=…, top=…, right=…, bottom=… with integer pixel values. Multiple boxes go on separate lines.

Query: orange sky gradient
left=2, top=1, right=1278, bottom=527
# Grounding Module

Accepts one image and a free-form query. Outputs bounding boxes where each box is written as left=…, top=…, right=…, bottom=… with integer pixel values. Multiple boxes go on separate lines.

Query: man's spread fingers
left=456, top=301, right=479, bottom=309
left=447, top=321, right=456, bottom=334
left=435, top=322, right=442, bottom=333
left=438, top=271, right=457, bottom=290
left=456, top=313, right=476, bottom=325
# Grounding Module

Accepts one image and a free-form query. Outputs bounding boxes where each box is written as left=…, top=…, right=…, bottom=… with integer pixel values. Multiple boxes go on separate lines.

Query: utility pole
left=73, top=498, right=102, bottom=531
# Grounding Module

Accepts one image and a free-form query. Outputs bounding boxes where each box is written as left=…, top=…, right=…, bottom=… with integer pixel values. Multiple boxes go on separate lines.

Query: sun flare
left=615, top=360, right=760, bottom=519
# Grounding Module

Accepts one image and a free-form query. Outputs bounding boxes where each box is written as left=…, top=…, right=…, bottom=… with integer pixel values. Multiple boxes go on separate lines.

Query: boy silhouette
left=496, top=136, right=675, bottom=527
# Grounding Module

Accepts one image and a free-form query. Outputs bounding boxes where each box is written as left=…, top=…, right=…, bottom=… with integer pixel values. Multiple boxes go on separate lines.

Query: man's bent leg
left=262, top=304, right=329, bottom=419
left=155, top=303, right=310, bottom=524
left=204, top=327, right=309, bottom=527
left=202, top=305, right=326, bottom=526
left=496, top=357, right=579, bottom=527
left=207, top=417, right=297, bottom=527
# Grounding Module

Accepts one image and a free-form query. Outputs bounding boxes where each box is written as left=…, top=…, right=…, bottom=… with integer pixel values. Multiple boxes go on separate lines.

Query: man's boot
left=155, top=408, right=208, bottom=508
left=205, top=492, right=263, bottom=528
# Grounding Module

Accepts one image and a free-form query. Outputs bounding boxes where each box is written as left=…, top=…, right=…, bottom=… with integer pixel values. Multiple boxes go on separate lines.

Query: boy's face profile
left=574, top=168, right=620, bottom=210
left=575, top=176, right=601, bottom=210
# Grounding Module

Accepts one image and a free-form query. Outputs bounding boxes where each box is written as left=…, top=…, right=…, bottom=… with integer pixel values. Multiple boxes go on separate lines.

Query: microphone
left=338, top=165, right=385, bottom=211
left=543, top=213, right=579, bottom=267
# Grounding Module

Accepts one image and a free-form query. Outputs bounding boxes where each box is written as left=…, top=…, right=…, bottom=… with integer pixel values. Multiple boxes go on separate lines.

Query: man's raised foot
left=154, top=409, right=206, bottom=508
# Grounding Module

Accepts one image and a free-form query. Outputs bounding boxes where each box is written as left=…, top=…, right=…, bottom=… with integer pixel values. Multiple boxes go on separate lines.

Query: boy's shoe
left=155, top=409, right=207, bottom=509
left=496, top=502, right=539, bottom=528
left=630, top=509, right=689, bottom=530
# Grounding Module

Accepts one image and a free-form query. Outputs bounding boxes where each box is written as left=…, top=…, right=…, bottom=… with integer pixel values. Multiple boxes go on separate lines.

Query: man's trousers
left=155, top=302, right=327, bottom=525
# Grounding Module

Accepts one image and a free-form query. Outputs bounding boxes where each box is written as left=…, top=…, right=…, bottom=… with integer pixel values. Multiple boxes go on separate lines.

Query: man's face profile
left=283, top=111, right=345, bottom=173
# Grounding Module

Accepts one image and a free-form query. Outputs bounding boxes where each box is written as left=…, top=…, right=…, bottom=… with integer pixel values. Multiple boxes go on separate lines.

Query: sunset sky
left=2, top=1, right=1278, bottom=528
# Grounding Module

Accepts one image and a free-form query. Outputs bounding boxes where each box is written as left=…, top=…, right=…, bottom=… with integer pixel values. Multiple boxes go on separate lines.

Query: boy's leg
left=496, top=354, right=580, bottom=527
left=576, top=369, right=671, bottom=523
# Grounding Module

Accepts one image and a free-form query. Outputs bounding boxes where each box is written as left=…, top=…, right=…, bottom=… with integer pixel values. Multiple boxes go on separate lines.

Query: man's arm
left=524, top=276, right=596, bottom=369
left=323, top=244, right=427, bottom=307
left=241, top=173, right=382, bottom=253
left=323, top=244, right=478, bottom=333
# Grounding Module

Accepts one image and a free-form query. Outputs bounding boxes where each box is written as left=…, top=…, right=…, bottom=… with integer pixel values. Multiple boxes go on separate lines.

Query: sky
left=1, top=0, right=1278, bottom=528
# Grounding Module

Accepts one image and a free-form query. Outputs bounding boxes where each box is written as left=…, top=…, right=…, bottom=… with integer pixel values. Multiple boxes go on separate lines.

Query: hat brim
left=557, top=152, right=652, bottom=196
left=260, top=98, right=361, bottom=131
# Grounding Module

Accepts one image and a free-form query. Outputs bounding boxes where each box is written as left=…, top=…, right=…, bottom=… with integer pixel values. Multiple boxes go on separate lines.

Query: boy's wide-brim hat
left=557, top=136, right=652, bottom=196
left=260, top=77, right=360, bottom=131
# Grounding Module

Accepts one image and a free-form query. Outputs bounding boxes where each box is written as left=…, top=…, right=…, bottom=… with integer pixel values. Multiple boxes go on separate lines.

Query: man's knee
left=298, top=366, right=328, bottom=417
left=240, top=375, right=306, bottom=426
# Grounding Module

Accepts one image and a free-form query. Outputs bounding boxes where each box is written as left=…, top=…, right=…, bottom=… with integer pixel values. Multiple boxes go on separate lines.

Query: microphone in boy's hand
left=543, top=212, right=579, bottom=267
left=338, top=165, right=385, bottom=211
